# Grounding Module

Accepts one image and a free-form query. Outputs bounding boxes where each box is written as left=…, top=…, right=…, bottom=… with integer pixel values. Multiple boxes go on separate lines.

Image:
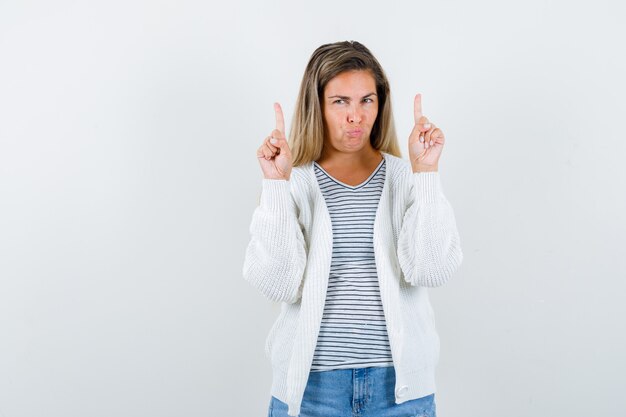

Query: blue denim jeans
left=268, top=366, right=436, bottom=417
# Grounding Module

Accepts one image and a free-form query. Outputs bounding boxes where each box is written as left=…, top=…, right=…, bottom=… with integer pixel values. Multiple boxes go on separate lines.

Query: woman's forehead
left=324, top=70, right=376, bottom=96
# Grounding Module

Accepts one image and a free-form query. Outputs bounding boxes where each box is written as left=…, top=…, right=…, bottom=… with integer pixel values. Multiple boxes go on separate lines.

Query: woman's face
left=321, top=70, right=379, bottom=154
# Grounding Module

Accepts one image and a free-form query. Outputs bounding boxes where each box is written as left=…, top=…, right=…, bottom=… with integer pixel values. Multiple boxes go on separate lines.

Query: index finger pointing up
left=274, top=102, right=285, bottom=135
left=413, top=93, right=423, bottom=124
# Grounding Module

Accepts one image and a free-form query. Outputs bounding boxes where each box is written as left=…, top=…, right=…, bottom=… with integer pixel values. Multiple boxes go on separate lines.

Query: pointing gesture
left=408, top=93, right=445, bottom=173
left=257, top=102, right=293, bottom=180
left=274, top=101, right=285, bottom=136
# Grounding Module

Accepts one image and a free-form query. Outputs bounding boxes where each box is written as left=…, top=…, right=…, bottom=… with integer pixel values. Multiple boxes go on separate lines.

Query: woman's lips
left=346, top=129, right=363, bottom=137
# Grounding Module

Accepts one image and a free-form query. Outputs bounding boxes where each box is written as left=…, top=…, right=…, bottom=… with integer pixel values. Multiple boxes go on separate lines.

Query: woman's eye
left=364, top=98, right=374, bottom=103
left=333, top=99, right=345, bottom=104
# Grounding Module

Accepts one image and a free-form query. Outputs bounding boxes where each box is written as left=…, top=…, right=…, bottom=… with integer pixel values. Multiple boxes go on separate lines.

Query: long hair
left=289, top=41, right=402, bottom=167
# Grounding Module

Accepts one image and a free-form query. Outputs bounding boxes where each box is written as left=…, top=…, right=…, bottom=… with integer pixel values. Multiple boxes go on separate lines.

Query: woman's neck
left=316, top=146, right=382, bottom=170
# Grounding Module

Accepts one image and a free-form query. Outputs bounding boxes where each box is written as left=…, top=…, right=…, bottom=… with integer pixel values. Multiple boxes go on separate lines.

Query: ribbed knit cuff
left=260, top=179, right=294, bottom=214
left=412, top=172, right=442, bottom=204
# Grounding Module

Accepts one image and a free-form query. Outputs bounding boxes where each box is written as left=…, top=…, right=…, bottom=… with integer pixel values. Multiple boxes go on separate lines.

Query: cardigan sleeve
left=396, top=172, right=463, bottom=287
left=242, top=178, right=307, bottom=303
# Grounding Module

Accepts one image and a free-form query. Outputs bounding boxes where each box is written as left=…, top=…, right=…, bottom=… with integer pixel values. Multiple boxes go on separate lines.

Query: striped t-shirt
left=310, top=157, right=394, bottom=372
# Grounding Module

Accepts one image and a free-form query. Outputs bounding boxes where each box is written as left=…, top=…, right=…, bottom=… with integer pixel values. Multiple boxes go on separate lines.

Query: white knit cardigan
left=243, top=151, right=463, bottom=416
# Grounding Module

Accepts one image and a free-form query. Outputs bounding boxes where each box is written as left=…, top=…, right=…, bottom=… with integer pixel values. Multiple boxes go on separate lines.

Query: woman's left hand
left=408, top=93, right=445, bottom=173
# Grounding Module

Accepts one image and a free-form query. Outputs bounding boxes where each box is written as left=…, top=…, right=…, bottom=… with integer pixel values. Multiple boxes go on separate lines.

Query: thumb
left=417, top=116, right=431, bottom=132
left=270, top=129, right=288, bottom=148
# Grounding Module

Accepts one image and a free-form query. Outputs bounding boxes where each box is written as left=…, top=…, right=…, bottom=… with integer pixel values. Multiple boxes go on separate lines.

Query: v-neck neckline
left=313, top=154, right=385, bottom=189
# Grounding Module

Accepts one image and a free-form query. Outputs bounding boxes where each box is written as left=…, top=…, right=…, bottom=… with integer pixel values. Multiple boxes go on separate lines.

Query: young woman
left=243, top=40, right=463, bottom=417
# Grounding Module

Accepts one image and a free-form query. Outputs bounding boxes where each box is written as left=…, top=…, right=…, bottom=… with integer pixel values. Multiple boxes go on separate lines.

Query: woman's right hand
left=257, top=102, right=293, bottom=181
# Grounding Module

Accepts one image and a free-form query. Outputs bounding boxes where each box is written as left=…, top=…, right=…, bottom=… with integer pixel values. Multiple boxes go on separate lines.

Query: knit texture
left=243, top=152, right=463, bottom=416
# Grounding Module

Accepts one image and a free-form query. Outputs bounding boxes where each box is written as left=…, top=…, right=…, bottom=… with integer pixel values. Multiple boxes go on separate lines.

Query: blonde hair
left=289, top=41, right=402, bottom=167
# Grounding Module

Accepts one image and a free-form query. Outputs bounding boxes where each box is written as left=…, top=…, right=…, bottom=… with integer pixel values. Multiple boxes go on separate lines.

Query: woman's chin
left=343, top=136, right=366, bottom=147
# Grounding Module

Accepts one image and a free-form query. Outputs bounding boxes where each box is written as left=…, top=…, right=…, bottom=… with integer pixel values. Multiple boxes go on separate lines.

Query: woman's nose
left=347, top=105, right=362, bottom=124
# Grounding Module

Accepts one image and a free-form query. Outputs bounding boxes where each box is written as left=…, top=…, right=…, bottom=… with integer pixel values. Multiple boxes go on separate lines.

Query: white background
left=1, top=1, right=625, bottom=416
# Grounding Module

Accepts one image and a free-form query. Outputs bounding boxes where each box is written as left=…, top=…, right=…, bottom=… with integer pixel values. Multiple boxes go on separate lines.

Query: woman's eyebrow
left=327, top=92, right=378, bottom=99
